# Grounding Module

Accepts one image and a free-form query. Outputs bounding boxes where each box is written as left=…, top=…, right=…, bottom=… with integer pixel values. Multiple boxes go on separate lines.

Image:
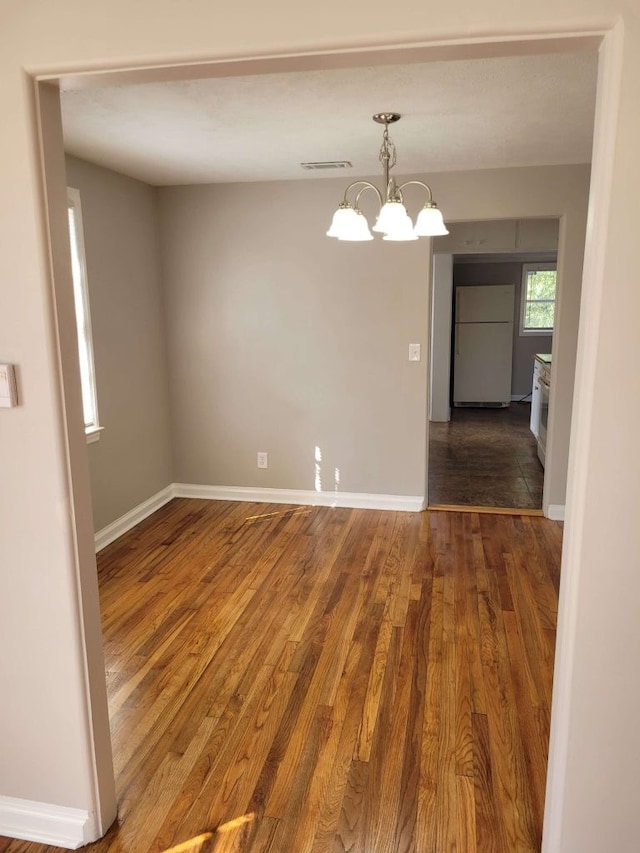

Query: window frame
left=67, top=187, right=102, bottom=443
left=519, top=262, right=557, bottom=336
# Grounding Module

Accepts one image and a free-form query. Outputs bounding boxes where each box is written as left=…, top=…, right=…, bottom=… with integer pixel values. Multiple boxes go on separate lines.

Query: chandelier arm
left=342, top=180, right=382, bottom=206
left=354, top=183, right=383, bottom=208
left=396, top=180, right=434, bottom=204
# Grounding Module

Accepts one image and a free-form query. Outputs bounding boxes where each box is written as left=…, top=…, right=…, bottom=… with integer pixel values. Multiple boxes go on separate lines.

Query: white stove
left=531, top=354, right=551, bottom=467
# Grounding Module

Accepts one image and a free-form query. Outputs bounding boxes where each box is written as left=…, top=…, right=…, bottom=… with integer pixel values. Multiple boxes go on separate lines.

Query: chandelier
left=327, top=113, right=449, bottom=242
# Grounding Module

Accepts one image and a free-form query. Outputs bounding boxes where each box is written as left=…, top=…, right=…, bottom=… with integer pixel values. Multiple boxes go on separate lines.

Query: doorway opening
left=428, top=220, right=562, bottom=513
left=30, top=25, right=608, bottom=849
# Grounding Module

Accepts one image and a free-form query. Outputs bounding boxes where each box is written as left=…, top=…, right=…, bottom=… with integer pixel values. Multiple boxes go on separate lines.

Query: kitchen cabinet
left=435, top=220, right=517, bottom=254
left=516, top=218, right=559, bottom=251
left=434, top=218, right=559, bottom=255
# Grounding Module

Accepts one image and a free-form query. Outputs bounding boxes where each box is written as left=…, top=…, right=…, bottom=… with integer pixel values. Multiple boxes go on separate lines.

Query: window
left=67, top=188, right=101, bottom=442
left=520, top=263, right=557, bottom=335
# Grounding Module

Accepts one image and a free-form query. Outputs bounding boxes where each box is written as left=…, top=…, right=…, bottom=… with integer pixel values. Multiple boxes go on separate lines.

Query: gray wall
left=454, top=261, right=554, bottom=396
left=62, top=162, right=588, bottom=517
left=65, top=156, right=173, bottom=530
left=430, top=254, right=454, bottom=421
left=157, top=178, right=431, bottom=497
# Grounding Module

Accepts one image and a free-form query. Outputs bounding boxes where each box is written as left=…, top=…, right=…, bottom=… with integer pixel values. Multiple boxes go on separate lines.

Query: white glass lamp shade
left=414, top=203, right=449, bottom=236
left=327, top=203, right=359, bottom=238
left=382, top=214, right=419, bottom=241
left=373, top=199, right=409, bottom=234
left=338, top=209, right=374, bottom=241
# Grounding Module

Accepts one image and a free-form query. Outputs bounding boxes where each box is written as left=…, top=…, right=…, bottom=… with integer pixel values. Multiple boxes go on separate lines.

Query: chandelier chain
left=379, top=125, right=397, bottom=171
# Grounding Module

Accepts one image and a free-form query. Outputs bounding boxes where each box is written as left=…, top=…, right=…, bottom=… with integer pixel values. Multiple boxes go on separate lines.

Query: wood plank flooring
left=0, top=499, right=563, bottom=853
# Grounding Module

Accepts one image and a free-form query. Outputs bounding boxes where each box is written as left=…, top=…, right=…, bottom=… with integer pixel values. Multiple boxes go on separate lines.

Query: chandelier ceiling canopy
left=327, top=113, right=449, bottom=242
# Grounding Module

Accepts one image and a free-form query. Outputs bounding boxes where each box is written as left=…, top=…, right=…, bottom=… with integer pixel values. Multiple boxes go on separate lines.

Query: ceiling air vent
left=300, top=161, right=352, bottom=171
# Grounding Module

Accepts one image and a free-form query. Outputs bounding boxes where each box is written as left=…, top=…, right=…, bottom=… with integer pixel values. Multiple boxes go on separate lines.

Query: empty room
left=2, top=6, right=640, bottom=853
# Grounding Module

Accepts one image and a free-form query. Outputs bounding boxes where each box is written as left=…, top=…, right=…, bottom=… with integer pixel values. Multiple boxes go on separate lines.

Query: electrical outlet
left=408, top=343, right=421, bottom=362
left=257, top=451, right=268, bottom=469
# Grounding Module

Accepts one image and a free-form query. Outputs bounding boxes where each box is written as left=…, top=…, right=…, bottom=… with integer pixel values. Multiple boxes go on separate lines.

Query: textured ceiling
left=61, top=52, right=598, bottom=186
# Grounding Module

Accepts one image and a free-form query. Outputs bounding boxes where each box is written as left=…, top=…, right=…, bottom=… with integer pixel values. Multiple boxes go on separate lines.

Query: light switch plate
left=0, top=363, right=18, bottom=407
left=408, top=343, right=421, bottom=362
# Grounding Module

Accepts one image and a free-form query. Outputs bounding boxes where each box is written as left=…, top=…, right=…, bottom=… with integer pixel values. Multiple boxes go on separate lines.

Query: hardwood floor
left=0, top=499, right=562, bottom=853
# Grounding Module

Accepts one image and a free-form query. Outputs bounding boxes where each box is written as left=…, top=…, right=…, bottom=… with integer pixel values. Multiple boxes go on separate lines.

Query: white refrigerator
left=453, top=284, right=515, bottom=406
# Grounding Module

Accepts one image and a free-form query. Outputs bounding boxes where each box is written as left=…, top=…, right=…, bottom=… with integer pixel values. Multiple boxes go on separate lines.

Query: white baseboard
left=173, top=483, right=425, bottom=513
left=94, top=484, right=175, bottom=552
left=94, top=483, right=425, bottom=552
left=546, top=504, right=566, bottom=521
left=0, top=795, right=93, bottom=849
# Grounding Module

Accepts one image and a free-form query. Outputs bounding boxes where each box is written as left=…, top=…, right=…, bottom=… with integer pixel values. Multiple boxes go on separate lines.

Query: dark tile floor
left=428, top=403, right=544, bottom=509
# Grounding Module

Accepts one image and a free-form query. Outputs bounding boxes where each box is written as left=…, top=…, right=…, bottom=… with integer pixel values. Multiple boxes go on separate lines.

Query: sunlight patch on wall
left=315, top=445, right=322, bottom=492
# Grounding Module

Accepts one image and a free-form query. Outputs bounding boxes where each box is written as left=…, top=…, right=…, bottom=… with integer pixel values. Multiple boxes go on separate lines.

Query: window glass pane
left=67, top=197, right=98, bottom=430
left=525, top=301, right=555, bottom=329
left=527, top=270, right=557, bottom=301
left=522, top=266, right=556, bottom=332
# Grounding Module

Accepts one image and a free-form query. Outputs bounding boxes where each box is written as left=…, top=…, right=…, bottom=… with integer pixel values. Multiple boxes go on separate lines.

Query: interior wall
left=0, top=80, right=116, bottom=837
left=542, top=25, right=640, bottom=851
left=430, top=253, right=453, bottom=421
left=65, top=156, right=173, bottom=530
left=158, top=178, right=431, bottom=498
left=58, top=165, right=568, bottom=509
left=454, top=261, right=554, bottom=396
left=157, top=165, right=587, bottom=511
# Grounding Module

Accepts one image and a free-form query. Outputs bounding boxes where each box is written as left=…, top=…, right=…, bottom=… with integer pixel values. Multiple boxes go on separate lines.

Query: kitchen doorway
left=428, top=226, right=559, bottom=512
